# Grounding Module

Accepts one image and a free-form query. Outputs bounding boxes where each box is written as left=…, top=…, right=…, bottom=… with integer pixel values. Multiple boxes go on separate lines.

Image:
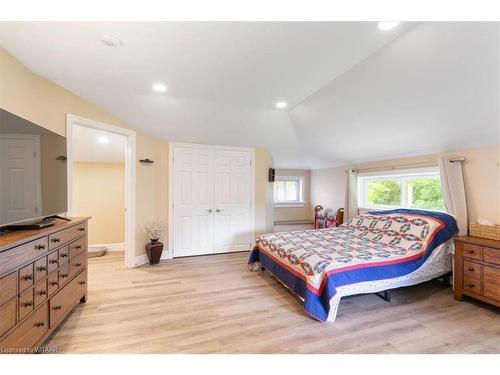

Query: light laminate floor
left=45, top=251, right=500, bottom=354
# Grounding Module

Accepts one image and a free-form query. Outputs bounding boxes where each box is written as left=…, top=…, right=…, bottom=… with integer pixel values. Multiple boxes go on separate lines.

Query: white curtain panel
left=438, top=157, right=468, bottom=235
left=344, top=169, right=358, bottom=220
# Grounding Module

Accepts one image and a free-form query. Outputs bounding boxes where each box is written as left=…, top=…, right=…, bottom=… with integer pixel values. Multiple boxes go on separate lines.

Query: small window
left=274, top=176, right=305, bottom=206
left=357, top=168, right=445, bottom=211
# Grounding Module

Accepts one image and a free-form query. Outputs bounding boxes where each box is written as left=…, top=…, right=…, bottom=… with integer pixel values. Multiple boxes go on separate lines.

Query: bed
left=248, top=209, right=458, bottom=322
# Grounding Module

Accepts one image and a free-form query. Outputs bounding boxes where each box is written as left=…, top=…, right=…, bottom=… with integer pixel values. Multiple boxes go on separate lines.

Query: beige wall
left=274, top=169, right=312, bottom=223
left=311, top=145, right=500, bottom=225
left=73, top=162, right=125, bottom=245
left=0, top=47, right=273, bottom=255
left=0, top=47, right=168, bottom=257
left=255, top=148, right=274, bottom=236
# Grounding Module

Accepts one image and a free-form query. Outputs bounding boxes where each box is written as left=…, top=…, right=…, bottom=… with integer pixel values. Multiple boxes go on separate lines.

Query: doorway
left=66, top=115, right=136, bottom=268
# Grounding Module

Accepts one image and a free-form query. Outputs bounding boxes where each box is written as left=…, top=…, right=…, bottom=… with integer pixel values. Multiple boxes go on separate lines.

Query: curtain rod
left=351, top=157, right=466, bottom=174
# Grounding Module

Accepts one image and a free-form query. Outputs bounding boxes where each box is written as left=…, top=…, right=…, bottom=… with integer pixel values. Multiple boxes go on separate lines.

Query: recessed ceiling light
left=152, top=83, right=167, bottom=93
left=275, top=101, right=287, bottom=109
left=98, top=136, right=109, bottom=144
left=101, top=34, right=123, bottom=48
left=377, top=22, right=401, bottom=31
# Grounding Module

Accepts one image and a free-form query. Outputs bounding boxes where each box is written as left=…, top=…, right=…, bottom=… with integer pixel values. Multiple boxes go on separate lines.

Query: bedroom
left=0, top=1, right=499, bottom=373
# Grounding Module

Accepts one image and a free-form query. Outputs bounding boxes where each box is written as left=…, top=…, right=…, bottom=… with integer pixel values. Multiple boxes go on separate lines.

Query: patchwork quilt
left=248, top=209, right=458, bottom=321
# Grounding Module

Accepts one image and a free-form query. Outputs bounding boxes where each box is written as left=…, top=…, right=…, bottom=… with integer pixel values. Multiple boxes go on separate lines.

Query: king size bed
left=248, top=209, right=458, bottom=322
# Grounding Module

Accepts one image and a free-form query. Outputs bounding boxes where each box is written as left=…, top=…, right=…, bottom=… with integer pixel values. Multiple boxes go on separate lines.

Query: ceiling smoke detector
left=101, top=34, right=123, bottom=48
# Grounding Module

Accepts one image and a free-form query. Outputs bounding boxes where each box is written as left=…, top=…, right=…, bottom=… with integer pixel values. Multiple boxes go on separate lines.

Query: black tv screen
left=0, top=109, right=67, bottom=226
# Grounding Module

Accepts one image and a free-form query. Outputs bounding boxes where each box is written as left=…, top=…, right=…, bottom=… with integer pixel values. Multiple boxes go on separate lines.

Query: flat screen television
left=0, top=108, right=67, bottom=228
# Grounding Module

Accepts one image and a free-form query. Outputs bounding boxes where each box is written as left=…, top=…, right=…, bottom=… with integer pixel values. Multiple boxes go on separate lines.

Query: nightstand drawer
left=463, top=243, right=482, bottom=260
left=463, top=276, right=481, bottom=295
left=19, top=264, right=34, bottom=292
left=463, top=261, right=482, bottom=279
left=483, top=247, right=500, bottom=265
left=19, top=288, right=34, bottom=321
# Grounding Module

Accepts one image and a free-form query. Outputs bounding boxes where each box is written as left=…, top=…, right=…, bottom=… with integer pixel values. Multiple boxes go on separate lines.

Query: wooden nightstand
left=453, top=236, right=500, bottom=307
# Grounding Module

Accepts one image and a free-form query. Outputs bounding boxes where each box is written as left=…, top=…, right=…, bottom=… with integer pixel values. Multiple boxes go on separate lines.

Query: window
left=357, top=168, right=445, bottom=211
left=274, top=176, right=305, bottom=206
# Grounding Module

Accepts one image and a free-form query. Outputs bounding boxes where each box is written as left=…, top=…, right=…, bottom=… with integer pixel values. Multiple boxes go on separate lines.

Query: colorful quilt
left=248, top=209, right=458, bottom=322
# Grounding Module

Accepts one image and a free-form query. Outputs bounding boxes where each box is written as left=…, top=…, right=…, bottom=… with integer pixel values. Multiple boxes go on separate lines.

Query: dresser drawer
left=48, top=223, right=87, bottom=250
left=463, top=276, right=481, bottom=295
left=69, top=237, right=86, bottom=260
left=47, top=271, right=59, bottom=297
left=58, top=263, right=70, bottom=287
left=0, top=273, right=17, bottom=306
left=463, top=261, right=482, bottom=280
left=19, top=288, right=34, bottom=321
left=463, top=243, right=482, bottom=260
left=34, top=257, right=48, bottom=283
left=50, top=269, right=87, bottom=329
left=69, top=253, right=86, bottom=278
left=34, top=279, right=48, bottom=308
left=0, top=299, right=16, bottom=337
left=19, top=264, right=34, bottom=292
left=0, top=303, right=48, bottom=351
left=47, top=250, right=59, bottom=273
left=483, top=247, right=500, bottom=266
left=58, top=245, right=69, bottom=265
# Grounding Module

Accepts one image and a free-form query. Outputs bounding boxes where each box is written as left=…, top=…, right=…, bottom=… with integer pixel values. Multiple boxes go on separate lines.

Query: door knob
left=207, top=209, right=213, bottom=213
left=216, top=209, right=221, bottom=213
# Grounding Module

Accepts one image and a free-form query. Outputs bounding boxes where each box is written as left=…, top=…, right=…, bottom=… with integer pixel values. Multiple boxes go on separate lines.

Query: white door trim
left=66, top=114, right=137, bottom=268
left=168, top=142, right=255, bottom=258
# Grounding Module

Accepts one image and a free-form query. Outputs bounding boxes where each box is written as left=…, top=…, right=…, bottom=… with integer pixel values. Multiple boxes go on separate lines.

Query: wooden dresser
left=0, top=218, right=89, bottom=353
left=454, top=236, right=500, bottom=307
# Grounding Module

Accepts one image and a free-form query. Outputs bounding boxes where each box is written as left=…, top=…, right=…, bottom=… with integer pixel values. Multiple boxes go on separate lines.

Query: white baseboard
left=89, top=242, right=125, bottom=252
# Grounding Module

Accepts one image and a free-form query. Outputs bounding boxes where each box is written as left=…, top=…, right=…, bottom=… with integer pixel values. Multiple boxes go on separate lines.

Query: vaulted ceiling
left=1, top=22, right=498, bottom=169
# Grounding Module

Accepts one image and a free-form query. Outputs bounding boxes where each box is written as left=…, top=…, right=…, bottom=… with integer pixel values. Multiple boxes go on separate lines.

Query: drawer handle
left=467, top=267, right=474, bottom=272
left=50, top=259, right=59, bottom=265
left=23, top=274, right=33, bottom=281
left=37, top=266, right=47, bottom=272
left=79, top=281, right=86, bottom=285
left=467, top=283, right=475, bottom=288
left=24, top=301, right=33, bottom=307
left=75, top=263, right=82, bottom=267
left=60, top=254, right=68, bottom=258
left=35, top=244, right=46, bottom=250
left=38, top=290, right=47, bottom=296
left=61, top=273, right=68, bottom=278
left=34, top=322, right=45, bottom=328
left=52, top=305, right=62, bottom=311
left=78, top=227, right=85, bottom=232
left=466, top=249, right=474, bottom=254
left=75, top=245, right=82, bottom=250
left=51, top=238, right=61, bottom=243
left=50, top=281, right=59, bottom=286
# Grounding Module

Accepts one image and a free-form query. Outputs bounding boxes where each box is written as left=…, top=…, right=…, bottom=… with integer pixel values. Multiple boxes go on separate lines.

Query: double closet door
left=172, top=144, right=254, bottom=257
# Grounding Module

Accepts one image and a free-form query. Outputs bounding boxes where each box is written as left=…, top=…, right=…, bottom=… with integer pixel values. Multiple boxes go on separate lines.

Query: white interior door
left=0, top=135, right=41, bottom=224
left=213, top=150, right=252, bottom=253
left=172, top=147, right=214, bottom=257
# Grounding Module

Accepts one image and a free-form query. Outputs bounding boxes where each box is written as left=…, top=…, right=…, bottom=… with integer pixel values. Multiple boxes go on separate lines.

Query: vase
left=146, top=239, right=164, bottom=265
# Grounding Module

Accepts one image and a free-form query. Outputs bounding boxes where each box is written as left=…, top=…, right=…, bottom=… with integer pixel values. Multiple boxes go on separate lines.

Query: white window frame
left=357, top=167, right=443, bottom=211
left=274, top=175, right=305, bottom=207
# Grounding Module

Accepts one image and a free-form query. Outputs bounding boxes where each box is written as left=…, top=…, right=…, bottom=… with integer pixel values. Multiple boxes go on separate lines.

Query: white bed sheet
left=325, top=239, right=454, bottom=322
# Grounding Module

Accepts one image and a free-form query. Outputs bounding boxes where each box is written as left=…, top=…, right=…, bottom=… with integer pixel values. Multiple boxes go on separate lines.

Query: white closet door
left=0, top=136, right=40, bottom=224
left=173, top=147, right=214, bottom=257
left=213, top=150, right=252, bottom=253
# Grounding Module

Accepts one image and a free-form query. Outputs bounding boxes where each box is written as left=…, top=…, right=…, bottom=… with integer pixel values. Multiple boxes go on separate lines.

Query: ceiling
left=0, top=22, right=418, bottom=169
left=72, top=124, right=126, bottom=163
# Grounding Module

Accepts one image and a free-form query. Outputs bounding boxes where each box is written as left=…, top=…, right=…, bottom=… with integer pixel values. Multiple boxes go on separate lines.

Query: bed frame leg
left=441, top=272, right=452, bottom=287
left=375, top=289, right=391, bottom=302
left=261, top=266, right=266, bottom=271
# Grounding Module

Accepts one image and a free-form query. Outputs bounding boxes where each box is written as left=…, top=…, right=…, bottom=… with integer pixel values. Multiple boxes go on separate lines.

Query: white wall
left=290, top=22, right=500, bottom=169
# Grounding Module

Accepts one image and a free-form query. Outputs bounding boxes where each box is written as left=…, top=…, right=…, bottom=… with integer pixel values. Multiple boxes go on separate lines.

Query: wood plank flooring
left=44, top=251, right=499, bottom=353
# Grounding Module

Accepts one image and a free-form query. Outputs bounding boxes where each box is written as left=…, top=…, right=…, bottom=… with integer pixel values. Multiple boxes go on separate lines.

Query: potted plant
left=144, top=221, right=166, bottom=264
